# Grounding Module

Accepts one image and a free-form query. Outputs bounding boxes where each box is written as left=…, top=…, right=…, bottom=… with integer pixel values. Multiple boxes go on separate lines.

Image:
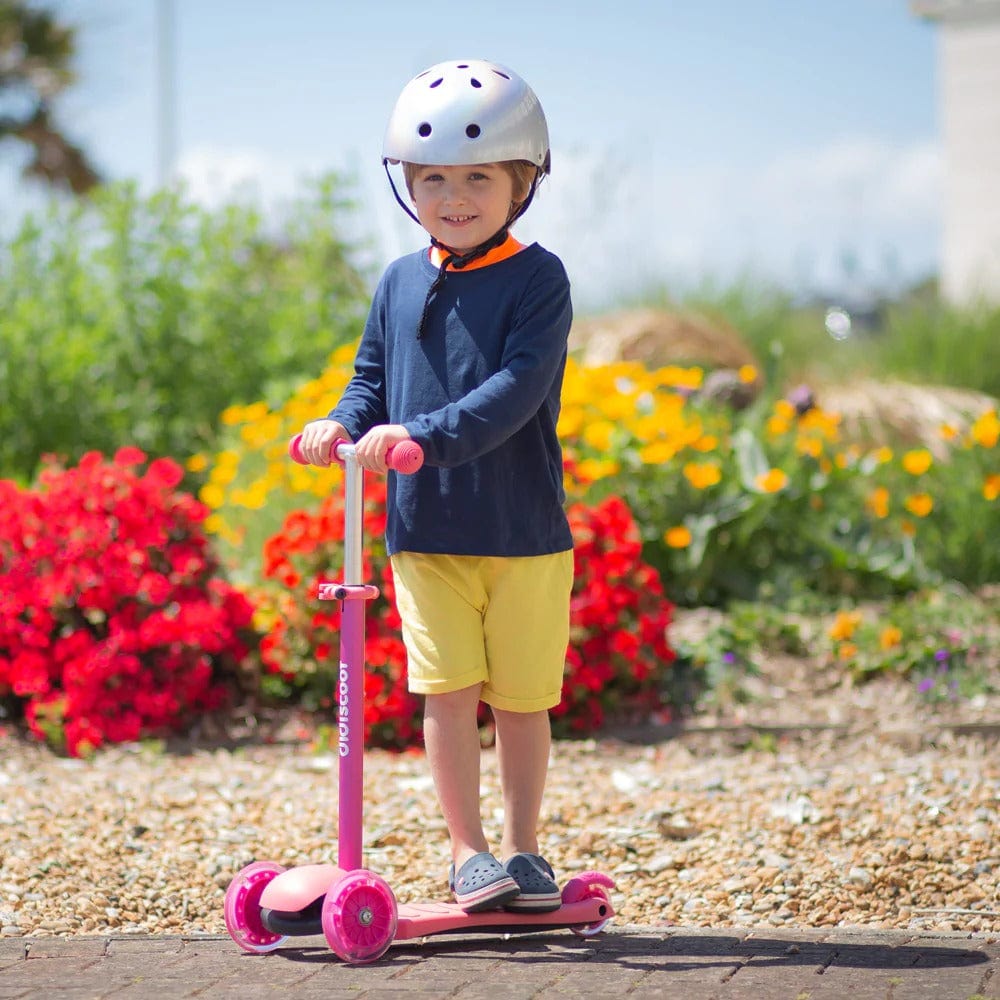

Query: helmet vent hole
left=418, top=122, right=432, bottom=138
left=492, top=70, right=510, bottom=80
left=429, top=78, right=443, bottom=88
left=470, top=77, right=482, bottom=88
left=465, top=123, right=481, bottom=139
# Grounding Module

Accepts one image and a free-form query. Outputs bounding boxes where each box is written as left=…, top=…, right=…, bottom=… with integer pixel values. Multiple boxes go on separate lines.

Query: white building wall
left=912, top=2, right=1000, bottom=304
left=940, top=19, right=1000, bottom=302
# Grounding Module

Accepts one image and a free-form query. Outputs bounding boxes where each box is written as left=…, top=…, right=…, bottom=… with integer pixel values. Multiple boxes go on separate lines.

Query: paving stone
left=0, top=928, right=997, bottom=998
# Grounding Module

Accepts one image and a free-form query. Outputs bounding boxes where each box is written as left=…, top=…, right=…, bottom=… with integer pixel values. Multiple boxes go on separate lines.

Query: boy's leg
left=423, top=683, right=489, bottom=867
left=493, top=707, right=551, bottom=859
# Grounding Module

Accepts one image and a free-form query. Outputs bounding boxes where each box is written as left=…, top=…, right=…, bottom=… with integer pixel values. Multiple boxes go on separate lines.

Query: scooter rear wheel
left=562, top=874, right=613, bottom=937
left=322, top=869, right=398, bottom=964
left=224, top=861, right=289, bottom=953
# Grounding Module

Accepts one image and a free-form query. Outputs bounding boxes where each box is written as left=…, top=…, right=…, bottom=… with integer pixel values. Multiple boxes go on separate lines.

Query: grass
left=617, top=277, right=1000, bottom=401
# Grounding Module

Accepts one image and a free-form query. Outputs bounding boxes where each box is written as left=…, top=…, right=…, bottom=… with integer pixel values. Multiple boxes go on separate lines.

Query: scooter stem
left=337, top=447, right=366, bottom=872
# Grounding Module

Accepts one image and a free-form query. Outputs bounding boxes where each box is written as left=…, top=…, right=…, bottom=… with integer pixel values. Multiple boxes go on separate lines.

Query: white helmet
left=383, top=59, right=550, bottom=172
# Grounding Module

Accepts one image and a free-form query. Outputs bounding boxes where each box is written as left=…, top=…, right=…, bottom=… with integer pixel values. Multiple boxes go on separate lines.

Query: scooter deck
left=257, top=863, right=614, bottom=940
left=394, top=898, right=613, bottom=939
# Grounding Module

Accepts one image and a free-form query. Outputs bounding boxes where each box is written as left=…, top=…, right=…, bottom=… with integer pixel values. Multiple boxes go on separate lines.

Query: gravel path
left=2, top=714, right=998, bottom=939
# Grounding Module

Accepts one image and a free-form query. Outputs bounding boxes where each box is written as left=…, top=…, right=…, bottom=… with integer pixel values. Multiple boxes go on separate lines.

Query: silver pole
left=156, top=0, right=176, bottom=186
left=339, top=446, right=364, bottom=585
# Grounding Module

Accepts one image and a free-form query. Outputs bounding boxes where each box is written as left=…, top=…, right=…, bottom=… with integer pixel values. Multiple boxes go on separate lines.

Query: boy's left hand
left=354, top=424, right=414, bottom=474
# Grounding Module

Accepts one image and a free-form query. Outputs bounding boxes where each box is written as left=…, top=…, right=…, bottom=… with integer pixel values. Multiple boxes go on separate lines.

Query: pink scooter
left=223, top=436, right=616, bottom=964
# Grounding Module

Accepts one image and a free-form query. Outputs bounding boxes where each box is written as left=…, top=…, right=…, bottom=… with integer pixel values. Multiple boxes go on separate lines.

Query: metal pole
left=156, top=0, right=176, bottom=186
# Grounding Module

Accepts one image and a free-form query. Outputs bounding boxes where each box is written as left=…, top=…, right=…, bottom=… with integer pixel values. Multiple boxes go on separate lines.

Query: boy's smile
left=411, top=163, right=515, bottom=253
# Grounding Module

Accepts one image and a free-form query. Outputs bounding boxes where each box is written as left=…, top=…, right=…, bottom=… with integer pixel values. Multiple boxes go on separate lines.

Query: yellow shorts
left=389, top=550, right=574, bottom=713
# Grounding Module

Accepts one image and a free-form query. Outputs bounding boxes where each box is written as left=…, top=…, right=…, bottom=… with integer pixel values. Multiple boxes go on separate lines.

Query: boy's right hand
left=296, top=419, right=351, bottom=466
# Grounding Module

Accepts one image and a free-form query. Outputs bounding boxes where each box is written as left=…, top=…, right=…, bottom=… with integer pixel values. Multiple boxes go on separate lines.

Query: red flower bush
left=556, top=494, right=675, bottom=736
left=0, top=449, right=257, bottom=756
left=257, top=477, right=675, bottom=747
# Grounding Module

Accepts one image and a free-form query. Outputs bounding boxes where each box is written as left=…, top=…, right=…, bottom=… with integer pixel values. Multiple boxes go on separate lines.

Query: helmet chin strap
left=382, top=162, right=544, bottom=338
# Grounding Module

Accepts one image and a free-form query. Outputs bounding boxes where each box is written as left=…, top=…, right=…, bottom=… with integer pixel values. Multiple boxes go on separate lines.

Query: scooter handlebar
left=288, top=434, right=424, bottom=475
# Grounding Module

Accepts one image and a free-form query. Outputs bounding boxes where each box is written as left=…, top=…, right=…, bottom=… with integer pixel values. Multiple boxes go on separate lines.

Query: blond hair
left=402, top=160, right=539, bottom=220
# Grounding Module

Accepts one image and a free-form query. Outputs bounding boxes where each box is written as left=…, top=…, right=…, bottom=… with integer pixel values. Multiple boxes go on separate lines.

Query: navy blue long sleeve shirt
left=329, top=241, right=574, bottom=557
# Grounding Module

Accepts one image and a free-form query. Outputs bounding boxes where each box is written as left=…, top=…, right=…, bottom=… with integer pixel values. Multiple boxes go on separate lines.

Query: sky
left=3, top=0, right=944, bottom=311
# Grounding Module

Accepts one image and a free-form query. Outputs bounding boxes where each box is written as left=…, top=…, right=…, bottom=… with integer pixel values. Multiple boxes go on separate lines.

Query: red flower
left=0, top=451, right=260, bottom=756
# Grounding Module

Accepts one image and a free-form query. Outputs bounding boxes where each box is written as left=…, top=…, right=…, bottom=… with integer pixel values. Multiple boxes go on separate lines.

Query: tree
left=0, top=1, right=101, bottom=194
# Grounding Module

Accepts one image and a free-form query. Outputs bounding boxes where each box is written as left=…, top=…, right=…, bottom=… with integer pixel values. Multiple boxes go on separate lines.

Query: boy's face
left=410, top=163, right=515, bottom=253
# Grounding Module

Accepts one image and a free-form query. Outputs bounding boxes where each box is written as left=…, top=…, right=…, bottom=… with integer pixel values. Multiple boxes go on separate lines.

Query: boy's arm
left=404, top=263, right=572, bottom=467
left=327, top=298, right=390, bottom=440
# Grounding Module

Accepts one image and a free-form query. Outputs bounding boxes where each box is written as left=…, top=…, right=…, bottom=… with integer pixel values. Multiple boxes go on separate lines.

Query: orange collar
left=429, top=234, right=525, bottom=272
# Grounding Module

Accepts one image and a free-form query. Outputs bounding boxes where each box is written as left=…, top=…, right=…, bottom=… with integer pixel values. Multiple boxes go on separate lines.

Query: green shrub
left=0, top=176, right=370, bottom=482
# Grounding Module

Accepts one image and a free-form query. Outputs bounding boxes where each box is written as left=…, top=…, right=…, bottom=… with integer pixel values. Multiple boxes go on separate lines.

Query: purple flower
left=917, top=678, right=935, bottom=693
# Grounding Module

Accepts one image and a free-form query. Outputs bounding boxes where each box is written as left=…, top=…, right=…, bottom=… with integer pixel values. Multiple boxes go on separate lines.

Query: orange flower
left=904, top=493, right=933, bottom=517
left=902, top=449, right=933, bottom=475
left=880, top=625, right=903, bottom=650
left=829, top=610, right=862, bottom=641
left=754, top=468, right=788, bottom=493
left=838, top=642, right=858, bottom=661
left=866, top=486, right=890, bottom=519
left=682, top=462, right=722, bottom=489
left=664, top=526, right=692, bottom=549
left=984, top=474, right=1000, bottom=502
left=972, top=409, right=999, bottom=449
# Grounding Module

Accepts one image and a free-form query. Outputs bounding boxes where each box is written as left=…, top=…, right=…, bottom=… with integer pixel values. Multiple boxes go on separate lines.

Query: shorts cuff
left=481, top=690, right=562, bottom=713
left=408, top=665, right=487, bottom=696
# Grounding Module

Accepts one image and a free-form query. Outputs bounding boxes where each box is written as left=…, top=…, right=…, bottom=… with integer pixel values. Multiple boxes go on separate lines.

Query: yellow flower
left=682, top=461, right=722, bottom=489
left=576, top=457, right=619, bottom=482
left=872, top=446, right=893, bottom=465
left=902, top=449, right=933, bottom=475
left=583, top=420, right=615, bottom=451
left=829, top=609, right=862, bottom=641
left=738, top=364, right=758, bottom=384
left=186, top=453, right=208, bottom=473
left=972, top=409, right=999, bottom=449
left=866, top=486, right=890, bottom=519
left=939, top=423, right=958, bottom=441
left=773, top=399, right=796, bottom=421
left=880, top=625, right=903, bottom=650
left=796, top=436, right=822, bottom=459
left=904, top=493, right=933, bottom=517
left=690, top=434, right=718, bottom=453
left=983, top=474, right=1000, bottom=501
left=754, top=468, right=788, bottom=493
left=219, top=405, right=245, bottom=426
left=557, top=407, right=584, bottom=438
left=199, top=483, right=226, bottom=510
left=664, top=525, right=692, bottom=549
left=766, top=414, right=790, bottom=437
left=638, top=441, right=676, bottom=464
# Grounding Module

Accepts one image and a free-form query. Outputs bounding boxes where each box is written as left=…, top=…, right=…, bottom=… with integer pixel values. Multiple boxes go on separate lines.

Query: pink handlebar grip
left=288, top=434, right=424, bottom=474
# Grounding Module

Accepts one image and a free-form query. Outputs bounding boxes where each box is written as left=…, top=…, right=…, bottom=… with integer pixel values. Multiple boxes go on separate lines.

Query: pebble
left=1, top=707, right=998, bottom=938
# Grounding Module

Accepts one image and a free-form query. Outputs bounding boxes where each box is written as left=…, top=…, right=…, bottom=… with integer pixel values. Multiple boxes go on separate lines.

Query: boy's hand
left=354, top=424, right=413, bottom=474
left=297, top=419, right=350, bottom=466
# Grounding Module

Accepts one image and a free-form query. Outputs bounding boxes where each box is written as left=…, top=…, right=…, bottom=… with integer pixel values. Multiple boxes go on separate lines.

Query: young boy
left=295, top=59, right=573, bottom=914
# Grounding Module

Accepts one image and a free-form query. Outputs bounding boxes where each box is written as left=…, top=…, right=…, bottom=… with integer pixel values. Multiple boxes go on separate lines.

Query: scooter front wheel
left=224, top=861, right=289, bottom=953
left=322, top=869, right=398, bottom=964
